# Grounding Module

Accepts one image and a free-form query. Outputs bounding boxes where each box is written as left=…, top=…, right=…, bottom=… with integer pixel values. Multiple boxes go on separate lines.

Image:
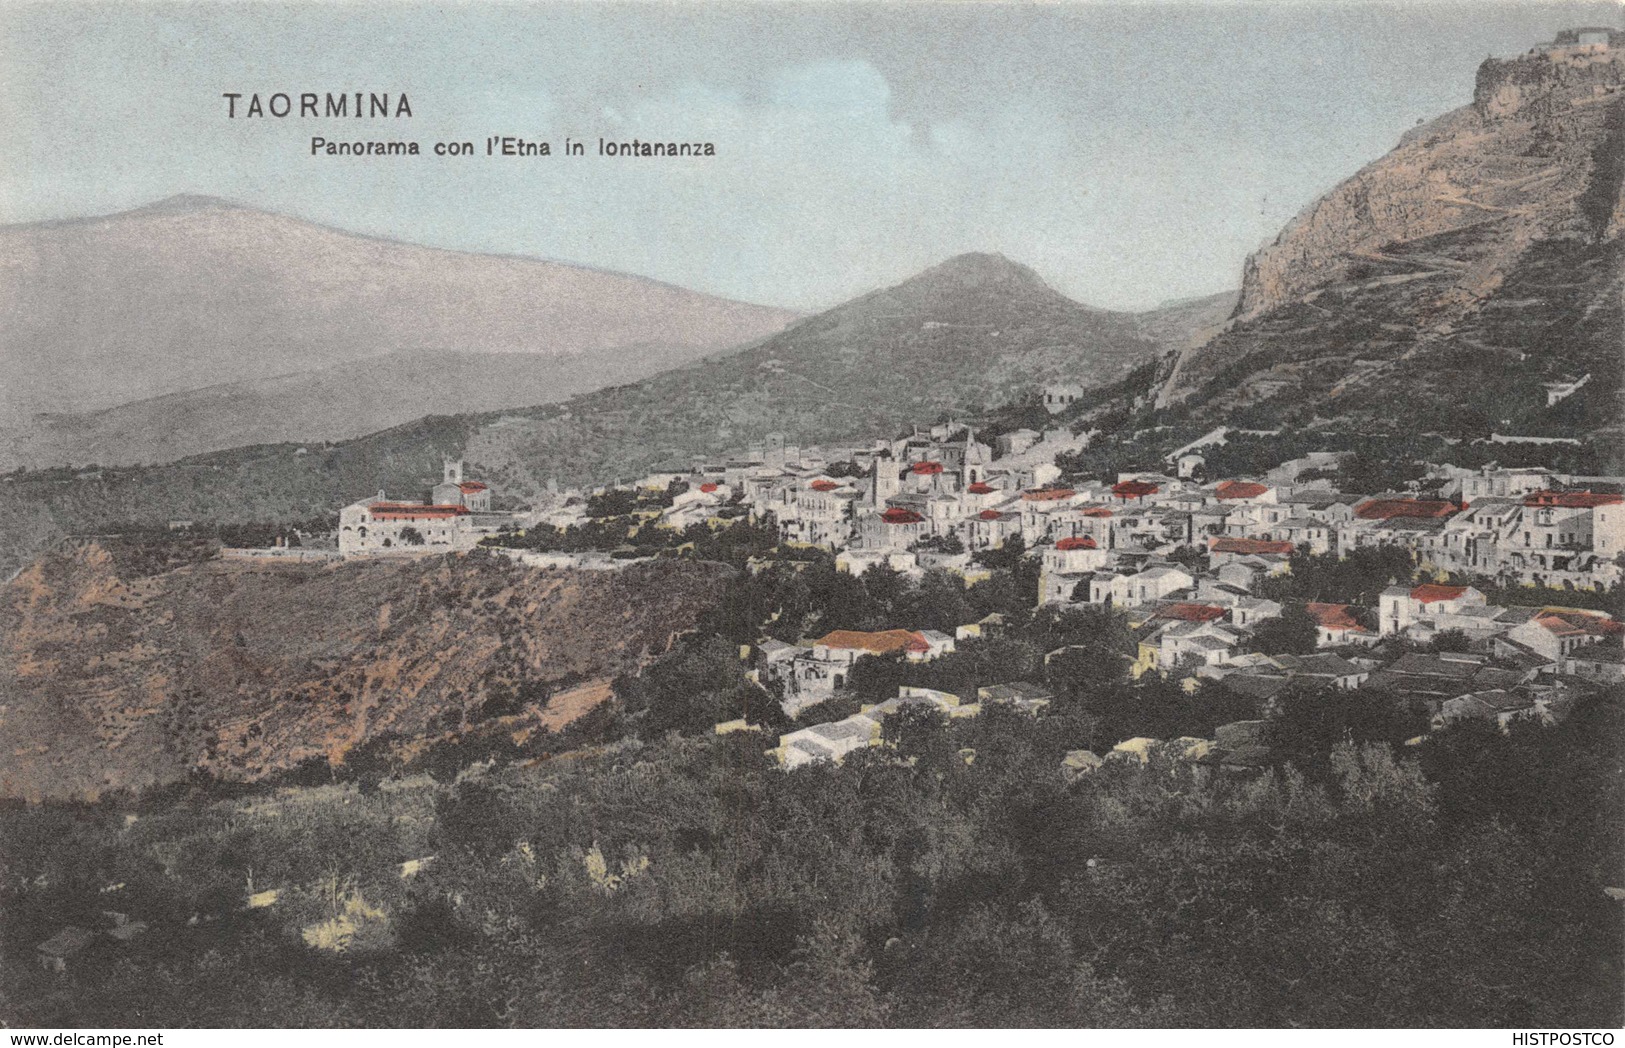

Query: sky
left=0, top=1, right=1617, bottom=312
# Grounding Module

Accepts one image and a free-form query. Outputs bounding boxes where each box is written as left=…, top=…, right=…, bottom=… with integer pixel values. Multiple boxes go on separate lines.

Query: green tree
left=1248, top=604, right=1319, bottom=654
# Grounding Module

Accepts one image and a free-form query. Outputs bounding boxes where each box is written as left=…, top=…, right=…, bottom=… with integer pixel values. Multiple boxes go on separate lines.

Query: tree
left=911, top=531, right=965, bottom=554
left=399, top=526, right=426, bottom=546
left=1248, top=604, right=1319, bottom=655
left=586, top=488, right=638, bottom=518
left=973, top=534, right=1027, bottom=573
left=615, top=636, right=764, bottom=736
left=880, top=702, right=955, bottom=772
left=1429, top=628, right=1473, bottom=653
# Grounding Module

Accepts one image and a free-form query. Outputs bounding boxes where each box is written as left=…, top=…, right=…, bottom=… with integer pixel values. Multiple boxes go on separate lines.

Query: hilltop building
left=338, top=459, right=507, bottom=556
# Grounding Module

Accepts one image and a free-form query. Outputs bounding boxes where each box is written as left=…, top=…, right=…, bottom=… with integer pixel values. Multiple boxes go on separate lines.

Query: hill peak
left=911, top=252, right=1052, bottom=291
left=131, top=193, right=245, bottom=215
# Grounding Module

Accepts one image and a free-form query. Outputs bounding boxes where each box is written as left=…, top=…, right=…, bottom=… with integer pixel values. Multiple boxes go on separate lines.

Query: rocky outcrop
left=1161, top=33, right=1624, bottom=409
left=1235, top=41, right=1621, bottom=322
left=0, top=542, right=729, bottom=801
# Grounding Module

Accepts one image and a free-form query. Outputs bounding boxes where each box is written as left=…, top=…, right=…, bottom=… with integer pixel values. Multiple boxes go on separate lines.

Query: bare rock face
left=1234, top=35, right=1623, bottom=323
left=1151, top=32, right=1625, bottom=415
left=0, top=542, right=729, bottom=801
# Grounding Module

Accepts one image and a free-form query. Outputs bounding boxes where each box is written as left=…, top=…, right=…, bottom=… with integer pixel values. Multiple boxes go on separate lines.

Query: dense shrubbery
left=1254, top=546, right=1417, bottom=606
left=2, top=686, right=1618, bottom=1028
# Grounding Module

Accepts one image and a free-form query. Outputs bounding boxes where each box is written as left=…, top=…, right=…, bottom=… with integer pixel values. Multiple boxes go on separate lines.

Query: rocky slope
left=1155, top=31, right=1624, bottom=446
left=0, top=542, right=728, bottom=801
left=0, top=195, right=796, bottom=460
left=1236, top=35, right=1623, bottom=320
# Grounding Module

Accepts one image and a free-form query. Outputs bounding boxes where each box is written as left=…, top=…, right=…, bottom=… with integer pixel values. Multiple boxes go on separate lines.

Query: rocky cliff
left=1233, top=34, right=1623, bottom=322
left=1157, top=31, right=1623, bottom=441
left=0, top=543, right=729, bottom=801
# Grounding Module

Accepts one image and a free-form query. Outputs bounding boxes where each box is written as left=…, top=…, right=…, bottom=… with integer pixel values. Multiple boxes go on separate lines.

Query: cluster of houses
left=336, top=430, right=1622, bottom=599
left=750, top=680, right=1053, bottom=770
left=595, top=426, right=1617, bottom=766
left=590, top=426, right=1623, bottom=598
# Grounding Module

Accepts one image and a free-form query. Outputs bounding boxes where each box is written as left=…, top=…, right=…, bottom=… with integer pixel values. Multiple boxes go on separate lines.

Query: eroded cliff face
left=1236, top=43, right=1622, bottom=322
left=0, top=543, right=728, bottom=801
left=1157, top=36, right=1624, bottom=411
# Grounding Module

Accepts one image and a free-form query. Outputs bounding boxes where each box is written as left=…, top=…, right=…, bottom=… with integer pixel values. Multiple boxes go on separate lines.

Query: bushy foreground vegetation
left=3, top=677, right=1620, bottom=1028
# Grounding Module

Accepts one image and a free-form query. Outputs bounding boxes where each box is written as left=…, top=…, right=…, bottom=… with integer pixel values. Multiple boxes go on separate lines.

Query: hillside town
left=329, top=397, right=1623, bottom=772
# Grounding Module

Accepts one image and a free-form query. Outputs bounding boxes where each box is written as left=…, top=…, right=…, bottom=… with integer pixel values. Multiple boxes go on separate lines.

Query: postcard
left=1, top=0, right=1620, bottom=1033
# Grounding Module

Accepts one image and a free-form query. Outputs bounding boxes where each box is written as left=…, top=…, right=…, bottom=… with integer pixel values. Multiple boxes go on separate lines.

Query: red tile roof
left=1306, top=602, right=1372, bottom=633
left=881, top=508, right=925, bottom=525
left=1215, top=480, right=1268, bottom=500
left=1523, top=489, right=1624, bottom=508
left=978, top=509, right=1005, bottom=520
left=967, top=482, right=995, bottom=494
left=1023, top=488, right=1076, bottom=502
left=1210, top=537, right=1293, bottom=555
left=810, top=479, right=840, bottom=492
left=1112, top=480, right=1159, bottom=499
left=1081, top=507, right=1114, bottom=518
left=1157, top=602, right=1227, bottom=623
left=815, top=629, right=931, bottom=654
left=1410, top=583, right=1467, bottom=604
left=457, top=481, right=488, bottom=493
left=1055, top=536, right=1097, bottom=551
left=700, top=483, right=720, bottom=493
left=367, top=502, right=470, bottom=520
left=911, top=461, right=945, bottom=475
left=1535, top=610, right=1624, bottom=637
left=1355, top=498, right=1458, bottom=521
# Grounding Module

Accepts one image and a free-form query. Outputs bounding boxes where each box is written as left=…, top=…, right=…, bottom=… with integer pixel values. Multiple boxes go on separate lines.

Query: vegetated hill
left=456, top=252, right=1167, bottom=485
left=0, top=541, right=729, bottom=801
left=0, top=252, right=1211, bottom=577
left=1, top=350, right=684, bottom=471
left=1154, top=34, right=1624, bottom=451
left=1131, top=289, right=1238, bottom=355
left=0, top=194, right=796, bottom=461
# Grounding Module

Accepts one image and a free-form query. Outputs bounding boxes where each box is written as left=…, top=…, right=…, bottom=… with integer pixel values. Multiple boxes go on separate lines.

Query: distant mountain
left=0, top=350, right=691, bottom=471
left=1131, top=290, right=1238, bottom=358
left=0, top=195, right=797, bottom=458
left=0, top=252, right=1206, bottom=575
left=1155, top=31, right=1624, bottom=444
left=453, top=252, right=1169, bottom=488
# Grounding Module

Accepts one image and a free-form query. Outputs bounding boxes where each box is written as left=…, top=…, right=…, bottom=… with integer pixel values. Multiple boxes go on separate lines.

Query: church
left=338, top=459, right=496, bottom=555
left=431, top=459, right=492, bottom=511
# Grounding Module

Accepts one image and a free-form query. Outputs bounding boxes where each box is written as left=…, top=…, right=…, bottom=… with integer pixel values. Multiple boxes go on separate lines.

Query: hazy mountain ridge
left=0, top=253, right=1217, bottom=576
left=0, top=195, right=797, bottom=453
left=0, top=349, right=695, bottom=471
